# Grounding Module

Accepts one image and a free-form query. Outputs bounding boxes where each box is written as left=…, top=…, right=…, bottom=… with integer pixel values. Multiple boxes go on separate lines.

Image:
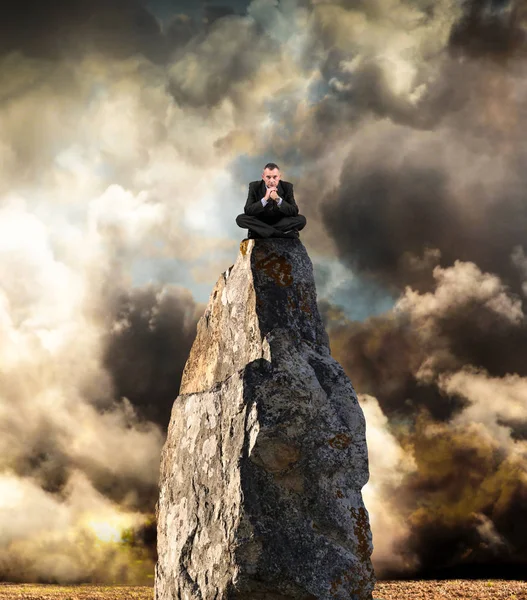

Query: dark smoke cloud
left=328, top=256, right=527, bottom=577
left=395, top=412, right=527, bottom=579
left=317, top=3, right=527, bottom=294
left=449, top=0, right=527, bottom=60
left=321, top=120, right=527, bottom=294
left=322, top=153, right=451, bottom=294
left=329, top=259, right=526, bottom=422
left=0, top=0, right=246, bottom=65
left=102, top=284, right=201, bottom=429
left=0, top=0, right=168, bottom=63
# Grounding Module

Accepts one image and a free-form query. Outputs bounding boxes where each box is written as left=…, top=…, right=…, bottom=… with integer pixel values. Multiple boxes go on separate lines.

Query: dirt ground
left=373, top=579, right=527, bottom=599
left=0, top=580, right=525, bottom=599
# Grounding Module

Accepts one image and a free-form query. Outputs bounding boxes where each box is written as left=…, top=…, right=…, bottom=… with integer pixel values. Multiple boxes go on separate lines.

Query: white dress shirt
left=261, top=183, right=283, bottom=207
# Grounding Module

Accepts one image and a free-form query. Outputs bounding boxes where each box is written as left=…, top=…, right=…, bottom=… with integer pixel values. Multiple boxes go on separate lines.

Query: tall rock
left=155, top=238, right=376, bottom=600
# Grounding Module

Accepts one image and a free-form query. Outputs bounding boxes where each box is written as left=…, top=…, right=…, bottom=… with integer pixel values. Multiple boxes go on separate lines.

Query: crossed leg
left=236, top=214, right=307, bottom=238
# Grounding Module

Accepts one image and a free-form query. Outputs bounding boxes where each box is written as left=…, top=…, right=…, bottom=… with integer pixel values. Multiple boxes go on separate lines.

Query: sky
left=1, top=0, right=527, bottom=584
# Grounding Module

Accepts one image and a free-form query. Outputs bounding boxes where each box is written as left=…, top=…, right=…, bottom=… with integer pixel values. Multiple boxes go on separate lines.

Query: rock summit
left=155, top=238, right=376, bottom=600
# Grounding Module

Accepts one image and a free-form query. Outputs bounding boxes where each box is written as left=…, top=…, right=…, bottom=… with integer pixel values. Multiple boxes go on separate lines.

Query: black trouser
left=235, top=213, right=307, bottom=238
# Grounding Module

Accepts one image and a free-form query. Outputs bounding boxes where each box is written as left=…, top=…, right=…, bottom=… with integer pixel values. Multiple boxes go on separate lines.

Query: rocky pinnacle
left=155, top=238, right=376, bottom=600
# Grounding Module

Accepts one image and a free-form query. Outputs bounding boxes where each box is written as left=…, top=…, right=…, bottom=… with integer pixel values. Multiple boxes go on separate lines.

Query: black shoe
left=272, top=230, right=298, bottom=239
left=247, top=230, right=263, bottom=239
left=282, top=229, right=300, bottom=238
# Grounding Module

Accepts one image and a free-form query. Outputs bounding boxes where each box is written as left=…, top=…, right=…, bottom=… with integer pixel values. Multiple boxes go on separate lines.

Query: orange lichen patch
left=328, top=433, right=352, bottom=449
left=240, top=239, right=250, bottom=256
left=287, top=294, right=296, bottom=310
left=299, top=298, right=311, bottom=314
left=253, top=252, right=293, bottom=287
left=336, top=489, right=344, bottom=498
left=349, top=506, right=372, bottom=562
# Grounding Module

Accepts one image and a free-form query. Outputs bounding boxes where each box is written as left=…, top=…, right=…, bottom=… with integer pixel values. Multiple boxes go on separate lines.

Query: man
left=235, top=163, right=307, bottom=239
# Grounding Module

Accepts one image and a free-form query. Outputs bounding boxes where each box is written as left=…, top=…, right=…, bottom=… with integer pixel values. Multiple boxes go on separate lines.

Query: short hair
left=263, top=162, right=280, bottom=171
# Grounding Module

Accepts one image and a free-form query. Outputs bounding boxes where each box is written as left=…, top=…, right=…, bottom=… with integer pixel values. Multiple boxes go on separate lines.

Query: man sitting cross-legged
left=235, top=162, right=307, bottom=239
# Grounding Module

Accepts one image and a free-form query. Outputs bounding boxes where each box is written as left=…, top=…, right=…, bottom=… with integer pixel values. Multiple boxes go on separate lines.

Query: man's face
left=262, top=168, right=281, bottom=188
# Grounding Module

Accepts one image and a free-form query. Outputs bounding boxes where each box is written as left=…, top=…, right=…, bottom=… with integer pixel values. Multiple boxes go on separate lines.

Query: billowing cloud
left=0, top=471, right=154, bottom=583
left=331, top=255, right=527, bottom=576
left=0, top=191, right=203, bottom=580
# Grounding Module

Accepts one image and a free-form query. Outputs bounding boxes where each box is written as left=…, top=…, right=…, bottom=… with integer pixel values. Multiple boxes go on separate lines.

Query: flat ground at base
left=0, top=580, right=525, bottom=599
left=374, top=579, right=527, bottom=599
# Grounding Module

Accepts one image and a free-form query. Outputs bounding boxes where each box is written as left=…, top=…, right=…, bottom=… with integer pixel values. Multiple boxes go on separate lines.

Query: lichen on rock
left=155, top=239, right=376, bottom=600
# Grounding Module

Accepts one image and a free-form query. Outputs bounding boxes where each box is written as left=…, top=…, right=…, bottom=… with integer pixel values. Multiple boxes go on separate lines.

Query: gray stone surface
left=155, top=239, right=376, bottom=600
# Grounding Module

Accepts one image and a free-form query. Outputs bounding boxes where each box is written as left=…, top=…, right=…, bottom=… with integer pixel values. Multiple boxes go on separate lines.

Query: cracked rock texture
left=154, top=239, right=376, bottom=600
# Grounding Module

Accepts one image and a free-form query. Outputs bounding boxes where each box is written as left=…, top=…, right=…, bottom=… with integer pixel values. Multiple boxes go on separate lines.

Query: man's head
left=262, top=162, right=281, bottom=188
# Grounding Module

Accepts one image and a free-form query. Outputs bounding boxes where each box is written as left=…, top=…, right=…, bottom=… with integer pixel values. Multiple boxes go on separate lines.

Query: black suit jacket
left=243, top=179, right=299, bottom=221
